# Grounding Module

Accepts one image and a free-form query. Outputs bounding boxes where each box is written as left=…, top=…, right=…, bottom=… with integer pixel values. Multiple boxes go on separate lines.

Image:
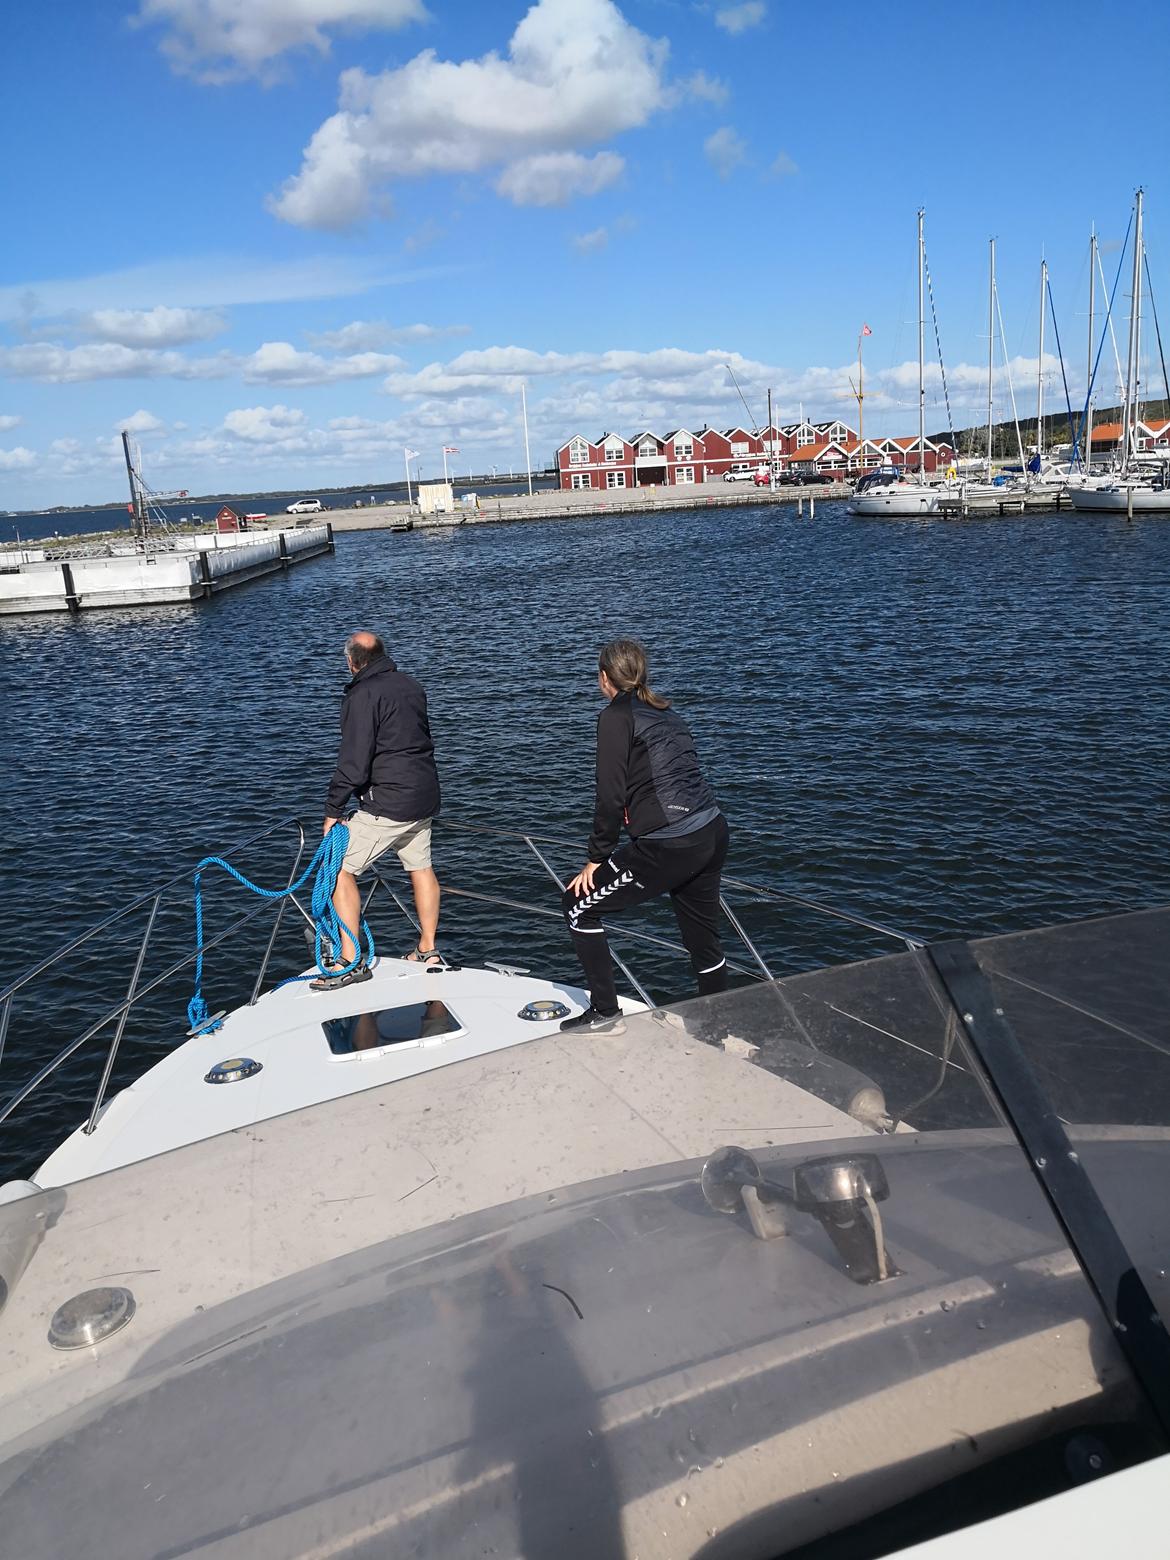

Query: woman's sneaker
left=559, top=1006, right=626, bottom=1035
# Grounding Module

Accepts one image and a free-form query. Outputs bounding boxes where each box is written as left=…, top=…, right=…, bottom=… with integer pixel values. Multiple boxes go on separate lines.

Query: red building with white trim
left=555, top=419, right=954, bottom=486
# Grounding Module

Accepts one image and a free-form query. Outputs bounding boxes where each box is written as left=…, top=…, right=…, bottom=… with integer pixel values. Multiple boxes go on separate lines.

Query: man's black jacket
left=325, top=654, right=440, bottom=822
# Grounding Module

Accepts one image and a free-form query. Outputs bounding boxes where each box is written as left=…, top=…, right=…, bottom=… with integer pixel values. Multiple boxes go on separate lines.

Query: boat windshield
left=0, top=909, right=1167, bottom=1555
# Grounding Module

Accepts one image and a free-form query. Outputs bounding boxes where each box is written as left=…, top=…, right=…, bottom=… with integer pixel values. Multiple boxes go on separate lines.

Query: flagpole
left=521, top=383, right=533, bottom=498
left=857, top=328, right=864, bottom=447
left=442, top=446, right=449, bottom=484
left=404, top=448, right=413, bottom=507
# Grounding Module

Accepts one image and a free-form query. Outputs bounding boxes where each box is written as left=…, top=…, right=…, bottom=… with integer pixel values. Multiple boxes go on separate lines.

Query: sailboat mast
left=1131, top=187, right=1144, bottom=464
left=917, top=208, right=926, bottom=480
left=986, top=238, right=996, bottom=471
left=1121, top=190, right=1142, bottom=471
left=1036, top=258, right=1046, bottom=461
left=1085, top=227, right=1096, bottom=470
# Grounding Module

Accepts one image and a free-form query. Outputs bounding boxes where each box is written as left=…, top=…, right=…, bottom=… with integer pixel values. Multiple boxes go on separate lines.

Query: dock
left=935, top=490, right=1074, bottom=518
left=0, top=524, right=333, bottom=616
left=329, top=481, right=851, bottom=533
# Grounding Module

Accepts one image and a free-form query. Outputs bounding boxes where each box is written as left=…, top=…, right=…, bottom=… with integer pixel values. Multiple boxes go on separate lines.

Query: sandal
left=405, top=946, right=444, bottom=967
left=310, top=961, right=373, bottom=992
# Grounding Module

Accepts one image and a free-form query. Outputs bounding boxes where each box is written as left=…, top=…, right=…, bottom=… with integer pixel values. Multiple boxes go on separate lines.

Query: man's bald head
left=345, top=631, right=384, bottom=672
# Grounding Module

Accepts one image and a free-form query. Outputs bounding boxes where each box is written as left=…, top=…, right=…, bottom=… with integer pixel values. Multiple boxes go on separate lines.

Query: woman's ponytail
left=598, top=638, right=670, bottom=709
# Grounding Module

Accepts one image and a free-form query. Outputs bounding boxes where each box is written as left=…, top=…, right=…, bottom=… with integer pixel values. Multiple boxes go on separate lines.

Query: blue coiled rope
left=186, top=822, right=375, bottom=1036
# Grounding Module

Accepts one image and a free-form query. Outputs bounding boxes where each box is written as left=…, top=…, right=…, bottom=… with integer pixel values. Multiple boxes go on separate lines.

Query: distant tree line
left=930, top=398, right=1170, bottom=460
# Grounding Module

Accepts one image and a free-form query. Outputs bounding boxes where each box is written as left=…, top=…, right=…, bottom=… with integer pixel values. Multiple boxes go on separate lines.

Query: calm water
left=2, top=502, right=1168, bottom=1176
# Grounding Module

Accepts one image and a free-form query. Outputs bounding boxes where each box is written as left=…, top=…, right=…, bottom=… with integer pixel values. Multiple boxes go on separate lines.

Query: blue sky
left=1, top=0, right=1166, bottom=506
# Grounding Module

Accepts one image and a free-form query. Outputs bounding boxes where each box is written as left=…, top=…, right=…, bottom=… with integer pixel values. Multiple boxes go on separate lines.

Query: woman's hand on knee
left=567, top=862, right=600, bottom=898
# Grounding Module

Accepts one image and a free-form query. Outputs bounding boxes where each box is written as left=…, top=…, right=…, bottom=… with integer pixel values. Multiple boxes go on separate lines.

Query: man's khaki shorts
left=341, top=812, right=433, bottom=875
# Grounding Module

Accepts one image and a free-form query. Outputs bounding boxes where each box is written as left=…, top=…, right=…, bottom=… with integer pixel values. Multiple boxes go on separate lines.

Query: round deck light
left=204, top=1056, right=263, bottom=1084
left=518, top=999, right=571, bottom=1022
left=49, top=1286, right=136, bottom=1350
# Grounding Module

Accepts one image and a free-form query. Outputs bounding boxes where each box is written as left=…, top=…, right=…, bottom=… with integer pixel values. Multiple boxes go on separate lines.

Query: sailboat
left=958, top=238, right=1028, bottom=502
left=1070, top=189, right=1170, bottom=514
left=848, top=210, right=942, bottom=517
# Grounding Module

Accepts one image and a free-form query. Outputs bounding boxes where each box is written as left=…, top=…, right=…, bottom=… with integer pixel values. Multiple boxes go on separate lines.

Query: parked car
left=286, top=498, right=324, bottom=515
left=723, top=466, right=761, bottom=482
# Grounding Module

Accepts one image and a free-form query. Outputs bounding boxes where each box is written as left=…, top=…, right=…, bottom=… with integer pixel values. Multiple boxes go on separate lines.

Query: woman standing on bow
left=560, top=638, right=730, bottom=1033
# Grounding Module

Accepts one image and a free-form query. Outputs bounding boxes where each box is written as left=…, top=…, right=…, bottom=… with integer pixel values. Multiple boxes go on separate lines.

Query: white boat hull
left=1067, top=486, right=1170, bottom=513
left=847, top=486, right=941, bottom=516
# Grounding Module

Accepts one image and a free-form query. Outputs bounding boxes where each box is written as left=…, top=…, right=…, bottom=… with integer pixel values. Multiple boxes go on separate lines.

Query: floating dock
left=0, top=525, right=333, bottom=616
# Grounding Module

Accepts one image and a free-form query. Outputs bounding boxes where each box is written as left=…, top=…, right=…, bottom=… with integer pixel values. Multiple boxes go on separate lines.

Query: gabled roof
left=787, top=441, right=847, bottom=462
left=1140, top=418, right=1170, bottom=436
left=557, top=433, right=592, bottom=454
left=598, top=431, right=630, bottom=446
left=1090, top=422, right=1124, bottom=441
left=889, top=435, right=939, bottom=452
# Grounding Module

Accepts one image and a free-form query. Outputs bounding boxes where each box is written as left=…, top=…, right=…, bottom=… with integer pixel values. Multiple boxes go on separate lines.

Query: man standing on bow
left=314, top=631, right=442, bottom=990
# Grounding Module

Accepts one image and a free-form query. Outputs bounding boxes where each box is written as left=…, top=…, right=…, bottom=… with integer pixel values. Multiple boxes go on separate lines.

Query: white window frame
left=606, top=469, right=626, bottom=489
left=570, top=471, right=591, bottom=489
left=674, top=442, right=693, bottom=461
left=674, top=466, right=694, bottom=484
left=637, top=438, right=659, bottom=458
left=604, top=443, right=625, bottom=462
left=568, top=439, right=589, bottom=466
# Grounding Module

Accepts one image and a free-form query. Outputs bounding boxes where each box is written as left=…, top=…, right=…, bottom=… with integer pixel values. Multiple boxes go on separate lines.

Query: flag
left=443, top=444, right=460, bottom=454
left=861, top=323, right=873, bottom=337
left=404, top=447, right=419, bottom=459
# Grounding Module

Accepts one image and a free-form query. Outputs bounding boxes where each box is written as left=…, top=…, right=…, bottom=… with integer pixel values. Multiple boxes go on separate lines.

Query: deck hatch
left=323, top=1001, right=462, bottom=1055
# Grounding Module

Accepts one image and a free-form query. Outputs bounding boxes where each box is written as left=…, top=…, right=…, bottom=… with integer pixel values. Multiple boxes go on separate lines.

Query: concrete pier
left=328, top=481, right=851, bottom=534
left=0, top=525, right=332, bottom=616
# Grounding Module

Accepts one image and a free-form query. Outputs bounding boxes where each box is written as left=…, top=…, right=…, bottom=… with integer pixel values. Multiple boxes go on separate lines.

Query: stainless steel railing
left=0, top=813, right=924, bottom=1144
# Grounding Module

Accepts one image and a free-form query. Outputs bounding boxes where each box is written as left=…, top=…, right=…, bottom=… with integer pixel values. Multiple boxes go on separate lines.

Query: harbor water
left=1, top=500, right=1168, bottom=1176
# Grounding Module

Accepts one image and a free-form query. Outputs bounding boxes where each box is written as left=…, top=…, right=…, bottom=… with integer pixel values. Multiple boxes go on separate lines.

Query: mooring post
left=198, top=549, right=213, bottom=599
left=810, top=494, right=816, bottom=519
left=278, top=530, right=289, bottom=569
left=60, top=561, right=81, bottom=613
left=797, top=497, right=804, bottom=517
left=1127, top=487, right=1134, bottom=521
left=326, top=521, right=335, bottom=554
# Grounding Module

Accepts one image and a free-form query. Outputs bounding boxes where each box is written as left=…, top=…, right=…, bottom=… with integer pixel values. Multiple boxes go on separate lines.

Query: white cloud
left=402, top=218, right=445, bottom=254
left=0, top=255, right=441, bottom=321
left=269, top=0, right=678, bottom=227
left=74, top=305, right=227, bottom=346
left=495, top=151, right=623, bottom=207
left=681, top=70, right=729, bottom=104
left=704, top=126, right=746, bottom=179
left=0, top=342, right=231, bottom=383
left=0, top=337, right=407, bottom=385
left=118, top=409, right=166, bottom=434
left=241, top=340, right=406, bottom=384
left=769, top=149, right=799, bottom=178
left=222, top=404, right=309, bottom=443
left=0, top=414, right=21, bottom=431
left=714, top=2, right=766, bottom=34
left=135, top=0, right=427, bottom=83
left=572, top=226, right=609, bottom=253
left=306, top=319, right=470, bottom=350
left=0, top=446, right=36, bottom=470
